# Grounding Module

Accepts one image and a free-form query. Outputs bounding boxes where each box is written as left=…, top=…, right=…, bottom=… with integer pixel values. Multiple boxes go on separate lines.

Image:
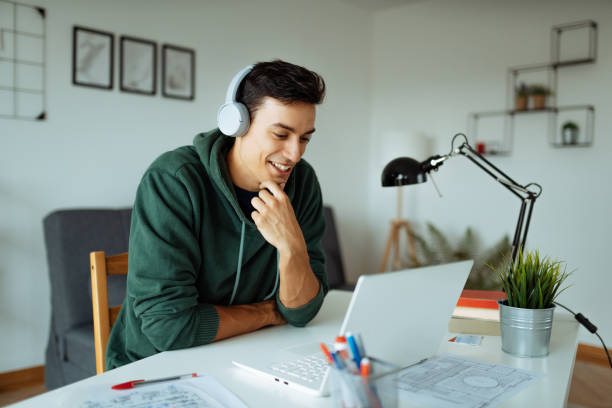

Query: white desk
left=12, top=291, right=579, bottom=408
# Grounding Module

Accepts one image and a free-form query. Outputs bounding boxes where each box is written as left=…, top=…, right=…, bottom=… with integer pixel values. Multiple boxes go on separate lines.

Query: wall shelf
left=468, top=20, right=597, bottom=155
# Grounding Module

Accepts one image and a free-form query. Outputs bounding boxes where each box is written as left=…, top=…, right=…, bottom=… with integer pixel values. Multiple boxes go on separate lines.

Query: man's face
left=229, top=97, right=316, bottom=191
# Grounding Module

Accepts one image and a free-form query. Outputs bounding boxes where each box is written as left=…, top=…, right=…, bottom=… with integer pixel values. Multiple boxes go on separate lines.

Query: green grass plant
left=494, top=249, right=571, bottom=309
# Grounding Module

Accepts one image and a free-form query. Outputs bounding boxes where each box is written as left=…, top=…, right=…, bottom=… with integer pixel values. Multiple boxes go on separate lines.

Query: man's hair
left=237, top=59, right=326, bottom=119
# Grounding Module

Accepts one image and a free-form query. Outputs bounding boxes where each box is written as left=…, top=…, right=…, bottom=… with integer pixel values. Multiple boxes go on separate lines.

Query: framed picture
left=72, top=26, right=114, bottom=89
left=162, top=44, right=195, bottom=100
left=120, top=36, right=157, bottom=95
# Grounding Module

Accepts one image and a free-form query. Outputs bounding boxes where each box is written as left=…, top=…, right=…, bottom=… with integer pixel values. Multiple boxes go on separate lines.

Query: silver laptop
left=232, top=260, right=473, bottom=396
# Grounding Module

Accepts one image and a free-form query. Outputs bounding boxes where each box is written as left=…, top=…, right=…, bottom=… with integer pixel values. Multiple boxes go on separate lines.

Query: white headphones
left=217, top=65, right=254, bottom=137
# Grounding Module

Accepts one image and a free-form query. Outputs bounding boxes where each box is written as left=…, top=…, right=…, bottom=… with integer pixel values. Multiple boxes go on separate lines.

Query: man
left=106, top=60, right=328, bottom=369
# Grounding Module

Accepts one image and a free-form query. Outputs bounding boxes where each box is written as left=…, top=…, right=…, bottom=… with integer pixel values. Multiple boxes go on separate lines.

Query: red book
left=456, top=290, right=506, bottom=310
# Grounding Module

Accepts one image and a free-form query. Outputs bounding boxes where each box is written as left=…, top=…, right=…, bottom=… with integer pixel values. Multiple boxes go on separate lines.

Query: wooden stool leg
left=379, top=221, right=398, bottom=273
left=402, top=221, right=419, bottom=267
left=393, top=224, right=401, bottom=270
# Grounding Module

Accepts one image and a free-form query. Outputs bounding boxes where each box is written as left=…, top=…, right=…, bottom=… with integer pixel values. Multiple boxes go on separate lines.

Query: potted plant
left=493, top=249, right=571, bottom=357
left=561, top=121, right=580, bottom=145
left=515, top=83, right=529, bottom=111
left=529, top=84, right=552, bottom=109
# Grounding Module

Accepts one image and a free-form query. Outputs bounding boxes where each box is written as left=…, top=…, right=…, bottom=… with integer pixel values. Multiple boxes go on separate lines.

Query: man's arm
left=213, top=299, right=285, bottom=341
left=128, top=167, right=285, bottom=352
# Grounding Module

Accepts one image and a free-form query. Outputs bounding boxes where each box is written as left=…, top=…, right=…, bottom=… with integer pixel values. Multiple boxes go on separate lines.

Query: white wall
left=4, top=0, right=611, bottom=374
left=370, top=0, right=612, bottom=346
left=0, top=0, right=373, bottom=372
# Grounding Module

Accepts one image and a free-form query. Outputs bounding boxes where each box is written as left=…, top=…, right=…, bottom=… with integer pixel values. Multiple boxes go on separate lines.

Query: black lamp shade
left=381, top=157, right=427, bottom=187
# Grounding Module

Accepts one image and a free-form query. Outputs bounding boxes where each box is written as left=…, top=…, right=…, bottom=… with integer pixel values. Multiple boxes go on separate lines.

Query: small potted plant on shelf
left=529, top=84, right=552, bottom=109
left=561, top=121, right=580, bottom=145
left=493, top=249, right=571, bottom=357
left=515, top=83, right=529, bottom=111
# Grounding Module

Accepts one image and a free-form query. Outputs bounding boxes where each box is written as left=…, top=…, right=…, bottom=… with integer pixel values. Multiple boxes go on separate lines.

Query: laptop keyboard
left=269, top=353, right=328, bottom=383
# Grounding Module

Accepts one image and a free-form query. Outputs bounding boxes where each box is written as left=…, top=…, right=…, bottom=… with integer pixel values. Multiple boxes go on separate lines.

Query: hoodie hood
left=192, top=129, right=297, bottom=225
left=193, top=129, right=280, bottom=306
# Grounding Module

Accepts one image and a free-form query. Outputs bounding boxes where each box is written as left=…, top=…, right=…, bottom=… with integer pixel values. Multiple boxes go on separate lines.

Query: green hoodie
left=106, top=129, right=328, bottom=370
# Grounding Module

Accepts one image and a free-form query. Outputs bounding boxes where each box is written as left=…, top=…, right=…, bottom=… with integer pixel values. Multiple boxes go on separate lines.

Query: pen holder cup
left=329, top=357, right=399, bottom=408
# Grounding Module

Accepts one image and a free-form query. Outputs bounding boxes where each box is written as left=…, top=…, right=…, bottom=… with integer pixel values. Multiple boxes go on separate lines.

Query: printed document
left=395, top=354, right=543, bottom=408
left=73, top=374, right=247, bottom=408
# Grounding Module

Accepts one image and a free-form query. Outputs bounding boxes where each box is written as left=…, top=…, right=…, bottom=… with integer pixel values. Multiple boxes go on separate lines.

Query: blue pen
left=330, top=351, right=344, bottom=370
left=346, top=333, right=362, bottom=369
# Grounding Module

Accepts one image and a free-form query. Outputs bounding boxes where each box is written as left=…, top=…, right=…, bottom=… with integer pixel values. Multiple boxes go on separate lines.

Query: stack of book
left=449, top=290, right=506, bottom=336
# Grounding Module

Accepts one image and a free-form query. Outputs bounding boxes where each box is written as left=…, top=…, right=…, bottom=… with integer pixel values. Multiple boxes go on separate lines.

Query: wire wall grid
left=0, top=0, right=46, bottom=121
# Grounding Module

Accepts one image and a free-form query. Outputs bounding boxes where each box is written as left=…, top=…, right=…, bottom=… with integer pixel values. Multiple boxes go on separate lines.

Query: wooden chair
left=90, top=251, right=128, bottom=374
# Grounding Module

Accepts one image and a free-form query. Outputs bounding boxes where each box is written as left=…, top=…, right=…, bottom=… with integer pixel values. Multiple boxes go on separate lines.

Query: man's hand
left=251, top=181, right=307, bottom=255
left=251, top=180, right=320, bottom=309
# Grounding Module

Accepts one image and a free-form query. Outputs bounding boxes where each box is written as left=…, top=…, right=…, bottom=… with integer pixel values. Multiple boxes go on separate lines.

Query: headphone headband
left=225, top=65, right=254, bottom=103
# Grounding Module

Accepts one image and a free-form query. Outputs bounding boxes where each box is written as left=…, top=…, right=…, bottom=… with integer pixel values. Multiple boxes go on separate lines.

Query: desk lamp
left=381, top=133, right=542, bottom=263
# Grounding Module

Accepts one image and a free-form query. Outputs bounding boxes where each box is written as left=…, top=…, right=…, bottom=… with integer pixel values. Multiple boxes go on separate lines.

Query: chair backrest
left=322, top=206, right=348, bottom=289
left=90, top=251, right=128, bottom=374
left=44, top=208, right=132, bottom=337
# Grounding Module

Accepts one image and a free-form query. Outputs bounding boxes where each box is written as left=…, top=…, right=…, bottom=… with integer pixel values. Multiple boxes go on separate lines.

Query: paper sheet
left=74, top=374, right=247, bottom=408
left=395, top=354, right=543, bottom=408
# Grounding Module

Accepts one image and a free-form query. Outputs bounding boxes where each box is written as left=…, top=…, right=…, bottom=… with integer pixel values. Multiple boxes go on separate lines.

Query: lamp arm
left=458, top=142, right=540, bottom=199
left=450, top=135, right=542, bottom=263
left=419, top=133, right=542, bottom=262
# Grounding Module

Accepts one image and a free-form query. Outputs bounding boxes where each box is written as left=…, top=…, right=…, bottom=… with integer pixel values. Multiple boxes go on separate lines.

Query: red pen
left=319, top=343, right=334, bottom=364
left=112, top=373, right=198, bottom=390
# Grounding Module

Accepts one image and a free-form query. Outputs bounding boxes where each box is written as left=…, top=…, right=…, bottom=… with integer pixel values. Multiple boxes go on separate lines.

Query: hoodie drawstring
left=229, top=221, right=280, bottom=305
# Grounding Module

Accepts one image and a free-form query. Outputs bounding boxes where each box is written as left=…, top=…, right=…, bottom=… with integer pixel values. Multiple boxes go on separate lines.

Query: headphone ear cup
left=217, top=102, right=251, bottom=137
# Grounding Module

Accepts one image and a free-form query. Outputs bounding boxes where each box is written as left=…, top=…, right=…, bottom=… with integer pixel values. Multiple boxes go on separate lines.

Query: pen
left=111, top=373, right=198, bottom=390
left=319, top=343, right=334, bottom=364
left=346, top=332, right=362, bottom=369
left=331, top=351, right=344, bottom=370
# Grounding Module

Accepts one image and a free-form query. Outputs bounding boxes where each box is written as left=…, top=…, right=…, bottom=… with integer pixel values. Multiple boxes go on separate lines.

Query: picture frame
left=72, top=26, right=114, bottom=90
left=161, top=44, right=195, bottom=100
left=120, top=36, right=157, bottom=95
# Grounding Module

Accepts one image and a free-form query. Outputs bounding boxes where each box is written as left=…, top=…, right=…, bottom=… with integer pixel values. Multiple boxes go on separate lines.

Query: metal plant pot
left=498, top=299, right=555, bottom=357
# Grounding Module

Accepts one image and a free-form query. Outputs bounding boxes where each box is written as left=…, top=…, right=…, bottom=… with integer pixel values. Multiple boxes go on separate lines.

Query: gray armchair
left=43, top=205, right=349, bottom=389
left=43, top=209, right=131, bottom=390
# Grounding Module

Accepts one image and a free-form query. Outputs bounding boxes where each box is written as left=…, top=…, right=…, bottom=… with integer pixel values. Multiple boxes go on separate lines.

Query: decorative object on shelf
left=552, top=105, right=594, bottom=147
left=72, top=26, right=114, bottom=90
left=529, top=84, right=552, bottom=110
left=162, top=44, right=195, bottom=100
left=515, top=83, right=529, bottom=111
left=494, top=249, right=571, bottom=357
left=468, top=19, right=597, bottom=153
left=561, top=121, right=579, bottom=145
left=381, top=133, right=542, bottom=265
left=120, top=36, right=157, bottom=96
left=0, top=1, right=46, bottom=121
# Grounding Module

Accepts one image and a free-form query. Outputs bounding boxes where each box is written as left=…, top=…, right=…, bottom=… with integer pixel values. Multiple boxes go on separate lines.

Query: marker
left=346, top=333, right=362, bottom=369
left=334, top=336, right=350, bottom=359
left=360, top=357, right=371, bottom=377
left=111, top=373, right=198, bottom=390
left=319, top=343, right=334, bottom=364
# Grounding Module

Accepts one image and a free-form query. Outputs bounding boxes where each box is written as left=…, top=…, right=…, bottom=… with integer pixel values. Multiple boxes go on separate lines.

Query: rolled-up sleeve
left=128, top=168, right=220, bottom=350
